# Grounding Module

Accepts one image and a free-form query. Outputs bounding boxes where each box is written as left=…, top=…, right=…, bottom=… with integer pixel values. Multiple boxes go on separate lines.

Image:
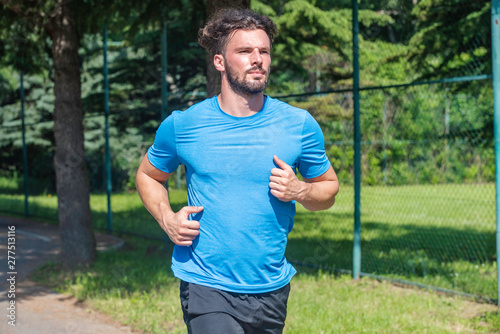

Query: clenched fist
left=269, top=155, right=306, bottom=202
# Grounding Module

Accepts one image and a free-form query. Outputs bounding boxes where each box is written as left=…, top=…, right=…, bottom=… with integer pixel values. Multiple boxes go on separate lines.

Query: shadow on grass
left=33, top=237, right=179, bottom=300
left=0, top=197, right=58, bottom=222
left=0, top=177, right=54, bottom=196
left=91, top=200, right=189, bottom=239
left=287, top=210, right=497, bottom=298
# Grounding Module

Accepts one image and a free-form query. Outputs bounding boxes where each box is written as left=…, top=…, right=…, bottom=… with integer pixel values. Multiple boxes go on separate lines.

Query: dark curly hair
left=198, top=8, right=277, bottom=55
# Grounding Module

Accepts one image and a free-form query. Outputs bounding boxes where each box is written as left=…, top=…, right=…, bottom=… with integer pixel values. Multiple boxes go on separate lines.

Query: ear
left=214, top=54, right=225, bottom=72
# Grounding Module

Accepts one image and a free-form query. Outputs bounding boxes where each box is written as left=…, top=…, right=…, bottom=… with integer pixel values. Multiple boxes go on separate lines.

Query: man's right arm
left=136, top=155, right=203, bottom=246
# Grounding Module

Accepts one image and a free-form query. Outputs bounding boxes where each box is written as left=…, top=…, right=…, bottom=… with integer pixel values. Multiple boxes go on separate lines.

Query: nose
left=250, top=49, right=263, bottom=65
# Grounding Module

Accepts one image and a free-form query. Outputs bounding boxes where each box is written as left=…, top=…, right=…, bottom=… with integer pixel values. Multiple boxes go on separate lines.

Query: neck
left=217, top=80, right=265, bottom=117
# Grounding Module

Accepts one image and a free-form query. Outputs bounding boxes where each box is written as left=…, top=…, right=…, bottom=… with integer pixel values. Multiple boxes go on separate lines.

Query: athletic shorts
left=180, top=280, right=291, bottom=334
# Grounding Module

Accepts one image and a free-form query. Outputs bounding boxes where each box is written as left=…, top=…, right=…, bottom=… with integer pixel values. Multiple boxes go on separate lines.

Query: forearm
left=296, top=179, right=339, bottom=212
left=136, top=169, right=175, bottom=227
left=136, top=156, right=202, bottom=246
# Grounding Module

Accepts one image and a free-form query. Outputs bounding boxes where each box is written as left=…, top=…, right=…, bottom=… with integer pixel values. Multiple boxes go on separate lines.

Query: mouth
left=247, top=67, right=266, bottom=77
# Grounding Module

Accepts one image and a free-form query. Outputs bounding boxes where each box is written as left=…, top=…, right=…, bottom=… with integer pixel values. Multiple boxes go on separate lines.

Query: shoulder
left=265, top=96, right=313, bottom=125
left=266, top=96, right=309, bottom=119
left=184, top=96, right=216, bottom=114
left=164, top=96, right=217, bottom=126
left=266, top=96, right=305, bottom=114
left=266, top=97, right=324, bottom=138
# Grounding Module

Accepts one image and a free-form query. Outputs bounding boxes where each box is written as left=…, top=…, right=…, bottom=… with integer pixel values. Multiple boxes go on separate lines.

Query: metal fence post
left=161, top=16, right=173, bottom=250
left=352, top=0, right=361, bottom=279
left=20, top=71, right=29, bottom=217
left=103, top=24, right=113, bottom=233
left=161, top=21, right=168, bottom=122
left=491, top=0, right=500, bottom=306
left=161, top=20, right=181, bottom=190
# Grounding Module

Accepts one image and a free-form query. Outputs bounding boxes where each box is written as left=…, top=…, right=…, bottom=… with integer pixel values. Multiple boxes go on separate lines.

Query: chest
left=177, top=119, right=302, bottom=180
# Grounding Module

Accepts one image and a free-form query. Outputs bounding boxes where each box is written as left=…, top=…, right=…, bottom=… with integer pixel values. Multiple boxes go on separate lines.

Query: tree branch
left=0, top=0, right=57, bottom=36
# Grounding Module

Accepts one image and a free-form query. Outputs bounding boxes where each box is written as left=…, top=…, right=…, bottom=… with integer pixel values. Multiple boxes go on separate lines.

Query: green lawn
left=1, top=183, right=497, bottom=299
left=33, top=236, right=499, bottom=334
left=288, top=183, right=497, bottom=300
left=1, top=183, right=499, bottom=333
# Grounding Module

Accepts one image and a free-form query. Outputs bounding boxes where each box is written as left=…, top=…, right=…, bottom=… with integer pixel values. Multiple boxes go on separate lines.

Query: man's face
left=222, top=29, right=271, bottom=96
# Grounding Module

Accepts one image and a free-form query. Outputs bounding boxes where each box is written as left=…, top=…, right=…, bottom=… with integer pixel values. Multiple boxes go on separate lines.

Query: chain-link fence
left=358, top=82, right=495, bottom=301
left=281, top=0, right=497, bottom=302
left=280, top=79, right=496, bottom=302
left=352, top=0, right=496, bottom=302
left=0, top=1, right=498, bottom=303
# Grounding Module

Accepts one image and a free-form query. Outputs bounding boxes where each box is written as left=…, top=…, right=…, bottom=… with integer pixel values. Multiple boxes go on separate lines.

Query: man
left=136, top=8, right=339, bottom=334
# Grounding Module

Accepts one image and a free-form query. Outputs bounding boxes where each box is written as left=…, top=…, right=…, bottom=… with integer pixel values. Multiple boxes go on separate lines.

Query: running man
left=136, top=8, right=339, bottom=333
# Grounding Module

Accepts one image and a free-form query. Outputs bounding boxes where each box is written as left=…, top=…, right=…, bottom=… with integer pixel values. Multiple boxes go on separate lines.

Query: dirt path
left=0, top=215, right=136, bottom=334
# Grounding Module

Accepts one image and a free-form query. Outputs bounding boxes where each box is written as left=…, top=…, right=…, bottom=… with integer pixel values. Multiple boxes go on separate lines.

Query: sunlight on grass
left=1, top=183, right=497, bottom=299
left=2, top=183, right=498, bottom=304
left=32, top=236, right=499, bottom=334
left=288, top=183, right=497, bottom=300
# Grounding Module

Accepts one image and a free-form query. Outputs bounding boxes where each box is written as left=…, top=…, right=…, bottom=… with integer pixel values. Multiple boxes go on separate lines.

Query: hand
left=269, top=155, right=305, bottom=202
left=160, top=204, right=204, bottom=246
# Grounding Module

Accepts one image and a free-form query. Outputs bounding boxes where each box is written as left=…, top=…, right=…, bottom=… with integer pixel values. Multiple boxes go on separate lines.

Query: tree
left=408, top=0, right=491, bottom=79
left=0, top=0, right=252, bottom=267
left=0, top=0, right=100, bottom=267
left=251, top=0, right=395, bottom=93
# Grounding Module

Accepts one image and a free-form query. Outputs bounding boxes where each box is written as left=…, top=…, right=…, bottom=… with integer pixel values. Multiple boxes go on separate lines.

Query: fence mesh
left=353, top=0, right=495, bottom=301
left=359, top=82, right=495, bottom=300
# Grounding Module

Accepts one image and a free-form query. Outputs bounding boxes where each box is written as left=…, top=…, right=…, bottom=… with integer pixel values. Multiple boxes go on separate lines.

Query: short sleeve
left=147, top=113, right=180, bottom=173
left=297, top=112, right=331, bottom=179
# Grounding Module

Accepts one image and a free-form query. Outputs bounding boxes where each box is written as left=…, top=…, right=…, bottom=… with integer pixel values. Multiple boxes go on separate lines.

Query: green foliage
left=0, top=6, right=49, bottom=73
left=259, top=0, right=395, bottom=92
left=279, top=79, right=494, bottom=188
left=408, top=0, right=491, bottom=79
left=0, top=0, right=495, bottom=192
left=0, top=69, right=55, bottom=193
left=0, top=0, right=208, bottom=193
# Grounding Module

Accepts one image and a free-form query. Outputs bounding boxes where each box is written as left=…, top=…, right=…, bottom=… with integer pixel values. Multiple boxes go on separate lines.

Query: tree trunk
left=48, top=2, right=96, bottom=268
left=204, top=0, right=251, bottom=97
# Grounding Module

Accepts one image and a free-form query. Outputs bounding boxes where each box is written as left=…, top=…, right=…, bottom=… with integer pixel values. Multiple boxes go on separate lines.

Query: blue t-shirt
left=147, top=95, right=331, bottom=293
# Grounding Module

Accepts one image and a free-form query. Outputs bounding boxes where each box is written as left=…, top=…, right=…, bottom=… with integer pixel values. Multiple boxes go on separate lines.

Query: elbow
left=135, top=170, right=142, bottom=191
left=302, top=194, right=336, bottom=211
left=300, top=179, right=339, bottom=212
left=325, top=196, right=336, bottom=210
left=135, top=168, right=146, bottom=193
left=308, top=197, right=336, bottom=212
left=310, top=183, right=339, bottom=211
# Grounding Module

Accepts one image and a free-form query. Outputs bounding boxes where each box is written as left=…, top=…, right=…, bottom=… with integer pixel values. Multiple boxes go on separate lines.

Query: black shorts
left=180, top=280, right=291, bottom=334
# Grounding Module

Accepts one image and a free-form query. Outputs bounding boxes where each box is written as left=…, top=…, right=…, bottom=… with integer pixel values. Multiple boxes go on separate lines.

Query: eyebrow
left=235, top=46, right=271, bottom=51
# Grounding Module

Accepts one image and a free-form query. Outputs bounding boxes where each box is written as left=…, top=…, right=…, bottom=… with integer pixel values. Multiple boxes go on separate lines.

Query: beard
left=225, top=60, right=270, bottom=96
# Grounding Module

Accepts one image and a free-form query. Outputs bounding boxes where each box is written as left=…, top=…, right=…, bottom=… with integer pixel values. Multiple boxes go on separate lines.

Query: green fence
left=359, top=82, right=495, bottom=300
left=0, top=1, right=498, bottom=304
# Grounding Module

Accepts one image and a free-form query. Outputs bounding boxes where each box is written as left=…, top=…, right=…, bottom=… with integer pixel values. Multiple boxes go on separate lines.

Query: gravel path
left=0, top=215, right=136, bottom=334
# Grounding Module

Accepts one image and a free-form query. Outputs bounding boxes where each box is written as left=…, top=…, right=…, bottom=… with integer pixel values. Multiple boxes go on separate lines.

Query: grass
left=288, top=183, right=497, bottom=300
left=32, top=236, right=499, bottom=334
left=1, top=183, right=497, bottom=299
left=33, top=237, right=186, bottom=334
left=2, top=182, right=499, bottom=332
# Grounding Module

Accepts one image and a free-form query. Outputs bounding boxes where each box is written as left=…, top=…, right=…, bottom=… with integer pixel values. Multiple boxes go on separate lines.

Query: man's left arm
left=269, top=155, right=339, bottom=211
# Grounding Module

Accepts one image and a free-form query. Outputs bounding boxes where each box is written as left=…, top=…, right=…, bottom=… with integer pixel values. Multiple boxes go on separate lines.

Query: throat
left=217, top=93, right=265, bottom=118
